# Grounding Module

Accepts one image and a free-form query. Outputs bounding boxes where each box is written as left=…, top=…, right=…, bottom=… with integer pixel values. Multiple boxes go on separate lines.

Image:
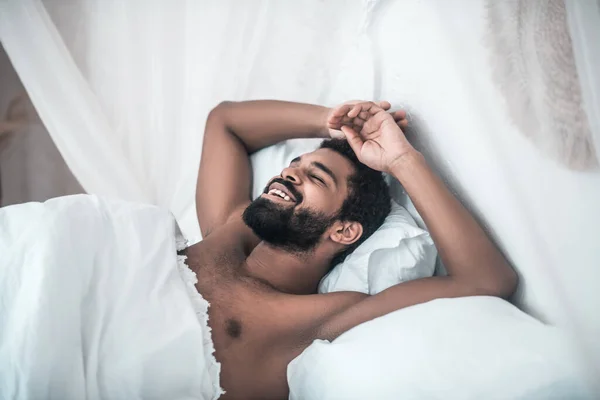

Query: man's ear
left=329, top=221, right=363, bottom=246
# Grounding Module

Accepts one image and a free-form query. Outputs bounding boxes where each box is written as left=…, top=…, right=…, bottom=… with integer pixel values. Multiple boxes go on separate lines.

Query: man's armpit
left=309, top=291, right=368, bottom=342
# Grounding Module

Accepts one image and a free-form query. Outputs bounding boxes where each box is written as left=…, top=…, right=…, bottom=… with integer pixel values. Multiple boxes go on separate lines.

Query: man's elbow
left=207, top=101, right=232, bottom=121
left=476, top=264, right=519, bottom=299
left=214, top=100, right=233, bottom=110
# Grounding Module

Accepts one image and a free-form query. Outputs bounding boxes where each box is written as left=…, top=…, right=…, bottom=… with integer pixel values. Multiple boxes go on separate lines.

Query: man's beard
left=242, top=180, right=336, bottom=253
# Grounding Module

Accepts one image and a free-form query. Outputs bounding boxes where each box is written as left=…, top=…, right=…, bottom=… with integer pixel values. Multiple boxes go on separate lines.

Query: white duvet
left=0, top=195, right=221, bottom=400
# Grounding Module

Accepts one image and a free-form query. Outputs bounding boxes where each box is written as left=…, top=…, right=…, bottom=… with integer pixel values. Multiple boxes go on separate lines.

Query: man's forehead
left=300, top=148, right=355, bottom=176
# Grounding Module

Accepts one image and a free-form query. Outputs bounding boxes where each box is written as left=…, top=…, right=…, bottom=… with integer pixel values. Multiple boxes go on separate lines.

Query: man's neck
left=244, top=242, right=331, bottom=295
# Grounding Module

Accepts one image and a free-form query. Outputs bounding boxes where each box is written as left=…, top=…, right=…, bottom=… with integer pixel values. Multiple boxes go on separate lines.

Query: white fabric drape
left=0, top=0, right=373, bottom=237
left=0, top=52, right=81, bottom=206
left=420, top=1, right=600, bottom=389
left=1, top=0, right=599, bottom=392
left=0, top=0, right=147, bottom=202
left=565, top=0, right=600, bottom=164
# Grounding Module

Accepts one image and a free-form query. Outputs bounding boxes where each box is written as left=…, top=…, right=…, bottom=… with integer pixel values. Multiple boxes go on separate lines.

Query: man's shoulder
left=197, top=210, right=260, bottom=256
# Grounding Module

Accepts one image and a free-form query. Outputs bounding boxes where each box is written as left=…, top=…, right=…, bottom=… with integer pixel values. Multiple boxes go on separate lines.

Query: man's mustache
left=263, top=177, right=303, bottom=204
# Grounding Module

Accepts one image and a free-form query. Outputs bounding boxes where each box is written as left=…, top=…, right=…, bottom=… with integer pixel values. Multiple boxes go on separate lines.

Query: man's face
left=243, top=148, right=355, bottom=252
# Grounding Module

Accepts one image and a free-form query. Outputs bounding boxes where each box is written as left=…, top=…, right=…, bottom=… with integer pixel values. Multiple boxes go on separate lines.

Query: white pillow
left=287, top=297, right=592, bottom=400
left=250, top=139, right=437, bottom=295
left=319, top=200, right=436, bottom=294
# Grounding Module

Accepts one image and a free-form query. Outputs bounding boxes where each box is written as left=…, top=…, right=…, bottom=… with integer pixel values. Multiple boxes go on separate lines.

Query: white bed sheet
left=288, top=297, right=592, bottom=400
left=0, top=195, right=220, bottom=399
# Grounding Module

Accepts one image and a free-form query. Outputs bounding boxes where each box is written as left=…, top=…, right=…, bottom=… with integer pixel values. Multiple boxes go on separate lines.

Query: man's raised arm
left=319, top=102, right=518, bottom=340
left=196, top=100, right=330, bottom=238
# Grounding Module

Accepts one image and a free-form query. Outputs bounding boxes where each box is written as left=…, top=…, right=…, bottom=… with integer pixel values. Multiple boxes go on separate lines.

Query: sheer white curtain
left=0, top=0, right=370, bottom=237
left=566, top=0, right=600, bottom=164
left=413, top=0, right=600, bottom=387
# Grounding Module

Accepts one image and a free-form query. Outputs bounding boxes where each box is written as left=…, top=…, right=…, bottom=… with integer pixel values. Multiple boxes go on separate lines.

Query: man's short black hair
left=319, top=138, right=391, bottom=267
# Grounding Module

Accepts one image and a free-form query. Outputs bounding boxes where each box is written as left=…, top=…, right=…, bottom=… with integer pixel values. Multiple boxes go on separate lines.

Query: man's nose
left=282, top=167, right=301, bottom=184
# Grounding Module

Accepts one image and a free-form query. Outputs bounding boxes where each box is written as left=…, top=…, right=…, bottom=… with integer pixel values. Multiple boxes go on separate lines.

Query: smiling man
left=183, top=100, right=517, bottom=399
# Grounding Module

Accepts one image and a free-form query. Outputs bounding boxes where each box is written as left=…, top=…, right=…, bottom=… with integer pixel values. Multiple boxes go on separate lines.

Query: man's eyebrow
left=290, top=156, right=338, bottom=186
left=312, top=161, right=338, bottom=186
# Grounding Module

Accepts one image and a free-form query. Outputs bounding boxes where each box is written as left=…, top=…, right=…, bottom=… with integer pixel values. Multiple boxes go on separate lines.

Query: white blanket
left=0, top=195, right=222, bottom=400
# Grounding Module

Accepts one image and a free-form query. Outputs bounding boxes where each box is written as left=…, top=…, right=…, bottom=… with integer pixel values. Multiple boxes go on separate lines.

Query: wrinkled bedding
left=0, top=195, right=222, bottom=400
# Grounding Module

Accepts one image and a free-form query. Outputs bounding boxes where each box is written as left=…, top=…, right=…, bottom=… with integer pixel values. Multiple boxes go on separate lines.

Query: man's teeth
left=268, top=189, right=291, bottom=201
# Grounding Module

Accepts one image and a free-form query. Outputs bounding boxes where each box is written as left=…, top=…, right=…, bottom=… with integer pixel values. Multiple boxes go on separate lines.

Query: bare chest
left=183, top=243, right=296, bottom=398
left=182, top=236, right=339, bottom=399
left=184, top=243, right=259, bottom=343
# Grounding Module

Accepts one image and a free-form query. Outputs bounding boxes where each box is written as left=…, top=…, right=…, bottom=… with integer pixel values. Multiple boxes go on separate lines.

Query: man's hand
left=326, top=100, right=389, bottom=137
left=327, top=101, right=414, bottom=173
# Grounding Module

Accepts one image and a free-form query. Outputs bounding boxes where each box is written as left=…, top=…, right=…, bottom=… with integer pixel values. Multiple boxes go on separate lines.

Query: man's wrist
left=316, top=107, right=332, bottom=138
left=389, top=150, right=426, bottom=182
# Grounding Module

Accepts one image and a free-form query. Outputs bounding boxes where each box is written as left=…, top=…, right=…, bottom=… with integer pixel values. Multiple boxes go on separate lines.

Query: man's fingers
left=393, top=118, right=408, bottom=129
left=345, top=101, right=390, bottom=118
left=341, top=126, right=364, bottom=156
left=327, top=114, right=342, bottom=124
left=335, top=101, right=398, bottom=135
left=367, top=103, right=386, bottom=115
left=332, top=104, right=352, bottom=118
left=348, top=104, right=362, bottom=118
left=358, top=111, right=369, bottom=120
left=377, top=101, right=391, bottom=111
left=390, top=109, right=407, bottom=121
left=353, top=118, right=365, bottom=128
